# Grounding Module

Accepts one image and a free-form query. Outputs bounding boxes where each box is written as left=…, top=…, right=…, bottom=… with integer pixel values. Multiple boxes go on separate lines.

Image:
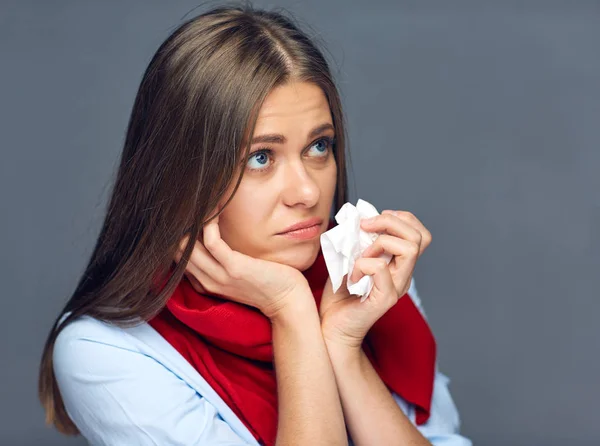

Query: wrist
left=267, top=285, right=317, bottom=325
left=323, top=333, right=363, bottom=361
left=324, top=338, right=365, bottom=371
left=321, top=319, right=366, bottom=351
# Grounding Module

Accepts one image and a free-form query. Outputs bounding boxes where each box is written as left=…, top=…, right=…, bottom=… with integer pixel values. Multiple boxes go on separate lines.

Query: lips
left=279, top=217, right=323, bottom=234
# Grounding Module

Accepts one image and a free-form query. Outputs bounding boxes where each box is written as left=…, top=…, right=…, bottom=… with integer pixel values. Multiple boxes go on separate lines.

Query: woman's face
left=217, top=81, right=337, bottom=271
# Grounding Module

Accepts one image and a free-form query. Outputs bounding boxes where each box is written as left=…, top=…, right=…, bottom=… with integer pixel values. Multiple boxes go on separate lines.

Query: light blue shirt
left=53, top=279, right=472, bottom=445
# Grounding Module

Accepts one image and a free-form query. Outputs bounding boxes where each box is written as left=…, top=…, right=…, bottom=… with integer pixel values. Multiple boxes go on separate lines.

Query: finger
left=360, top=234, right=419, bottom=298
left=361, top=234, right=420, bottom=260
left=388, top=210, right=432, bottom=250
left=202, top=213, right=242, bottom=276
left=364, top=213, right=425, bottom=255
left=382, top=210, right=432, bottom=253
left=187, top=237, right=229, bottom=284
left=361, top=213, right=422, bottom=248
left=184, top=269, right=209, bottom=294
left=349, top=257, right=397, bottom=300
left=176, top=232, right=228, bottom=284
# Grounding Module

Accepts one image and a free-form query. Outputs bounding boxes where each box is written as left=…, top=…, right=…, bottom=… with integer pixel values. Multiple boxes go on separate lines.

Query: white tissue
left=320, top=199, right=393, bottom=302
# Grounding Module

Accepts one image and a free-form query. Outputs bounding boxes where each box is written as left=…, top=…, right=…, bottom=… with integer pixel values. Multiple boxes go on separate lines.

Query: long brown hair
left=38, top=3, right=349, bottom=435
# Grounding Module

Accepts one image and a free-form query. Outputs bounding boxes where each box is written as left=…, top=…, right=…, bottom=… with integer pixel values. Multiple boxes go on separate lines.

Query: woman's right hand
left=173, top=214, right=312, bottom=320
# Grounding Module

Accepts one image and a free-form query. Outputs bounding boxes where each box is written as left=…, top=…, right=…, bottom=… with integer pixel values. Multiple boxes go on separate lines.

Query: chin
left=270, top=239, right=321, bottom=271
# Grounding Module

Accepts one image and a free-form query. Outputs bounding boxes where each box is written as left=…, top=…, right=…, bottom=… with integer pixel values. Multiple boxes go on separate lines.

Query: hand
left=173, top=214, right=312, bottom=320
left=320, top=210, right=432, bottom=349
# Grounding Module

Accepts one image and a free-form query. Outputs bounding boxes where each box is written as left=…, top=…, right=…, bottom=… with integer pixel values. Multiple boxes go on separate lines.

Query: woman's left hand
left=319, top=210, right=432, bottom=349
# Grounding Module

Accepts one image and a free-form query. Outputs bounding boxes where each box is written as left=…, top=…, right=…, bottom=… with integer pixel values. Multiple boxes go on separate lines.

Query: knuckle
left=413, top=231, right=423, bottom=244
left=203, top=238, right=216, bottom=251
left=372, top=236, right=385, bottom=250
left=226, top=264, right=242, bottom=280
left=406, top=242, right=420, bottom=256
left=221, top=274, right=234, bottom=287
left=424, top=229, right=432, bottom=243
left=383, top=213, right=395, bottom=223
left=375, top=259, right=388, bottom=270
left=213, top=270, right=228, bottom=285
left=372, top=214, right=387, bottom=225
left=187, top=272, right=211, bottom=294
left=199, top=280, right=214, bottom=294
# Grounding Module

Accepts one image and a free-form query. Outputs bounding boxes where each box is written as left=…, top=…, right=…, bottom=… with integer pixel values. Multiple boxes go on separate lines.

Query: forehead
left=254, top=82, right=331, bottom=127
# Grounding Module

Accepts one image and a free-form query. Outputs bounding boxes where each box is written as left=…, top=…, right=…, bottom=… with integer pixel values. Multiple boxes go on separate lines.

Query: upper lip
left=279, top=217, right=323, bottom=234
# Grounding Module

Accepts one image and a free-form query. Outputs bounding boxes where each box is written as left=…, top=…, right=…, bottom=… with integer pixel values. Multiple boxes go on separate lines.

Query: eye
left=307, top=136, right=335, bottom=157
left=245, top=136, right=336, bottom=173
left=246, top=149, right=273, bottom=172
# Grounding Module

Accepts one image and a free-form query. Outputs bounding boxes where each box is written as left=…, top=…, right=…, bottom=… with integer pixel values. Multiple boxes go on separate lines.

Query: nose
left=280, top=160, right=320, bottom=208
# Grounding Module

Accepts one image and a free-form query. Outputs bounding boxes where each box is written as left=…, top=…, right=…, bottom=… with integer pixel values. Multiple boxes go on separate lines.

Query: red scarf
left=149, top=224, right=436, bottom=445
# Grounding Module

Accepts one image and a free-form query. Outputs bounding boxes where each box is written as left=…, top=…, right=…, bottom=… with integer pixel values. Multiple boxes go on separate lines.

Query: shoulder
left=54, top=313, right=138, bottom=350
left=52, top=314, right=254, bottom=445
left=53, top=315, right=143, bottom=381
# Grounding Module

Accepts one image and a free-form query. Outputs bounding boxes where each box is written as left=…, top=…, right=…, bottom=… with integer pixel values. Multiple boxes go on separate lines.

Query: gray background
left=1, top=1, right=598, bottom=445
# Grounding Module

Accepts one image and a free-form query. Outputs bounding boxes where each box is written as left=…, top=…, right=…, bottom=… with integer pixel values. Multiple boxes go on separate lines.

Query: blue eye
left=245, top=136, right=335, bottom=173
left=247, top=151, right=271, bottom=171
left=308, top=138, right=332, bottom=156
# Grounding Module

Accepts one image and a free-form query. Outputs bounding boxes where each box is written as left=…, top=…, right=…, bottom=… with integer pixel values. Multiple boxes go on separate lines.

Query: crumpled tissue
left=320, top=199, right=393, bottom=302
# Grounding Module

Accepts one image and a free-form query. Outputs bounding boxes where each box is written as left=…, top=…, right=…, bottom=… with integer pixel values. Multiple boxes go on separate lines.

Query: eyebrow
left=249, top=123, right=335, bottom=145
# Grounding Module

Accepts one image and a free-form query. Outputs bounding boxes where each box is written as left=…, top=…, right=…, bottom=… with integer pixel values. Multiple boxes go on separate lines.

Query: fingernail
left=362, top=217, right=376, bottom=224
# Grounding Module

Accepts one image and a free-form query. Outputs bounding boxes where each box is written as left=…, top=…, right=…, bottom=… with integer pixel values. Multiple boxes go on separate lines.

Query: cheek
left=226, top=183, right=271, bottom=222
left=321, top=161, right=337, bottom=196
left=217, top=186, right=272, bottom=253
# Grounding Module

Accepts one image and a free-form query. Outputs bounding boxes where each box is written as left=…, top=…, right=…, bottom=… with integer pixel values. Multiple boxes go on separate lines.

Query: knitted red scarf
left=149, top=223, right=436, bottom=445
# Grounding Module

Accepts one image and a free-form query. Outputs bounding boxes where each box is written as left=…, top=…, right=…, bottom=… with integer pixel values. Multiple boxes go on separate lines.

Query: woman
left=39, top=5, right=471, bottom=445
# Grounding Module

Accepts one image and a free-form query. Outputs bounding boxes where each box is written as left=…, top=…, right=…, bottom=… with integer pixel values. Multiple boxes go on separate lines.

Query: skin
left=216, top=81, right=337, bottom=271
left=180, top=82, right=347, bottom=444
left=179, top=80, right=436, bottom=444
left=320, top=210, right=434, bottom=445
